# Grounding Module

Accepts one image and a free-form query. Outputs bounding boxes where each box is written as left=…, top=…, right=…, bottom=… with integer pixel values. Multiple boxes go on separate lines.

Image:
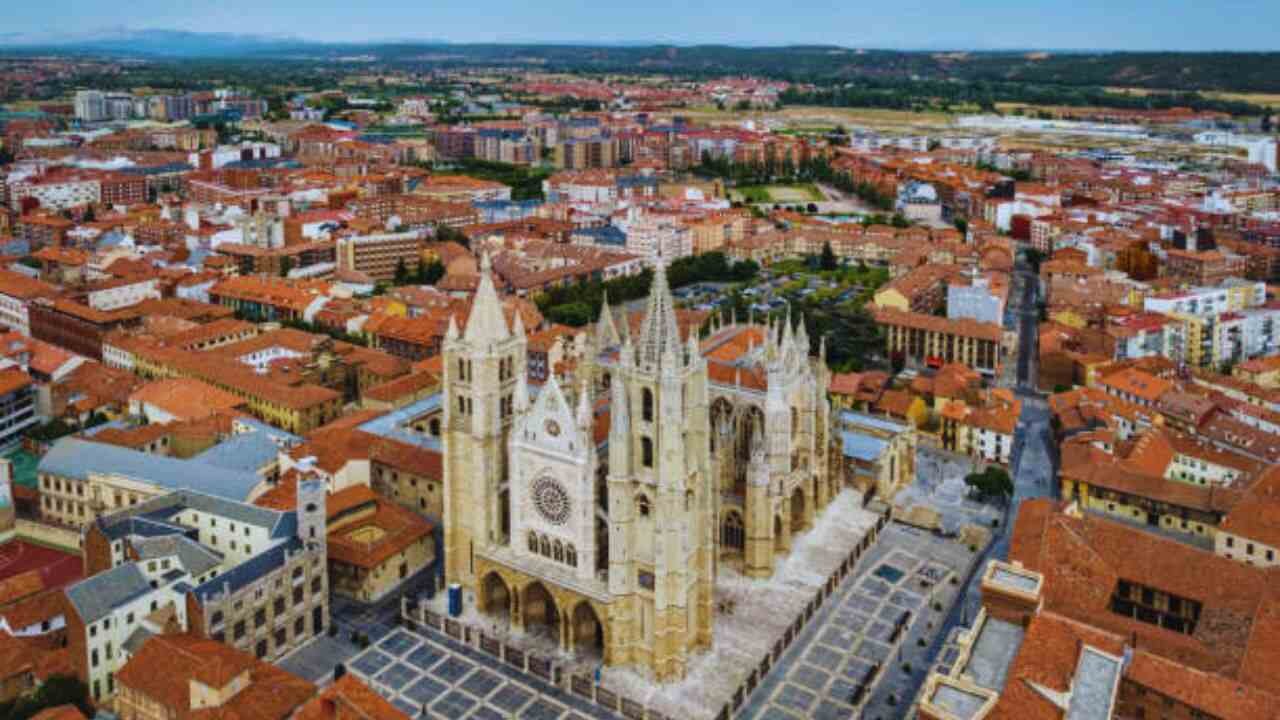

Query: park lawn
left=732, top=183, right=824, bottom=204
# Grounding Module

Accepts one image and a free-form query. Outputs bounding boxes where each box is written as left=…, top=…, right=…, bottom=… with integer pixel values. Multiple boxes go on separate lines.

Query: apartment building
left=553, top=136, right=620, bottom=170
left=0, top=268, right=59, bottom=336
left=0, top=368, right=37, bottom=452
left=1215, top=466, right=1280, bottom=568
left=84, top=278, right=161, bottom=312
left=618, top=207, right=692, bottom=260
left=875, top=308, right=1007, bottom=375
left=67, top=484, right=329, bottom=703
left=335, top=230, right=422, bottom=282
left=29, top=298, right=141, bottom=361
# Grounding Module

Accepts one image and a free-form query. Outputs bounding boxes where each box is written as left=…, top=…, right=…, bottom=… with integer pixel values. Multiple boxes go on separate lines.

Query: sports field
left=730, top=183, right=825, bottom=203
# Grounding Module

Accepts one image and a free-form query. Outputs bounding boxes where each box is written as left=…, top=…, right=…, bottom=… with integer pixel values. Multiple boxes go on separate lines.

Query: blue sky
left=10, top=0, right=1280, bottom=50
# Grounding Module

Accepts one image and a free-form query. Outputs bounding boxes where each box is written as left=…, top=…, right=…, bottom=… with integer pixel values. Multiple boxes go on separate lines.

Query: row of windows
left=527, top=532, right=578, bottom=567
left=1224, top=536, right=1275, bottom=561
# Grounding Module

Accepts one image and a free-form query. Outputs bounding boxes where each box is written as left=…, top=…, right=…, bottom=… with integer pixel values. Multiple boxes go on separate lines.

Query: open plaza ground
left=739, top=523, right=980, bottom=720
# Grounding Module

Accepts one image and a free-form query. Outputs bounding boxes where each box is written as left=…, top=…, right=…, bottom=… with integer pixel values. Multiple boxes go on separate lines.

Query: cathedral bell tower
left=442, top=252, right=528, bottom=588
left=605, top=259, right=715, bottom=681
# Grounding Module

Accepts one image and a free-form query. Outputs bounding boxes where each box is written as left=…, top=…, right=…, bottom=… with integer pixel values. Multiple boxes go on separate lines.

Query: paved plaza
left=346, top=625, right=620, bottom=719
left=739, top=524, right=977, bottom=720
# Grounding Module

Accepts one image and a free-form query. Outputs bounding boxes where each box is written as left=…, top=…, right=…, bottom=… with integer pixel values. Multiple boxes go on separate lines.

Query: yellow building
left=326, top=485, right=435, bottom=604
left=1235, top=355, right=1280, bottom=389
left=1058, top=437, right=1230, bottom=542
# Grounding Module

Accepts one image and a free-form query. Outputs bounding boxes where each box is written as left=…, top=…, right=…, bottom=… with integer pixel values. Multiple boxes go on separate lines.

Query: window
left=294, top=616, right=305, bottom=636
left=528, top=532, right=538, bottom=553
left=274, top=628, right=287, bottom=647
left=255, top=608, right=267, bottom=628
left=274, top=597, right=285, bottom=615
left=553, top=541, right=564, bottom=562
left=210, top=611, right=224, bottom=626
left=311, top=577, right=322, bottom=594
left=637, top=495, right=651, bottom=518
left=642, top=437, right=653, bottom=468
left=91, top=649, right=99, bottom=668
left=234, top=621, right=246, bottom=640
left=566, top=544, right=577, bottom=568
left=256, top=640, right=268, bottom=659
left=642, top=388, right=654, bottom=422
left=293, top=587, right=304, bottom=605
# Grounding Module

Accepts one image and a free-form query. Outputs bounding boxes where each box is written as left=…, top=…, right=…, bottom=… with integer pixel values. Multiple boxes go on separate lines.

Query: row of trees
left=780, top=78, right=1272, bottom=117
left=393, top=258, right=446, bottom=286
left=426, top=159, right=553, bottom=201
left=534, top=252, right=760, bottom=327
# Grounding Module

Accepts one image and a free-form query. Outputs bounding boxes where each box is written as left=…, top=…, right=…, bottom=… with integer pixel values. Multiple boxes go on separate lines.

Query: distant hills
left=3, top=29, right=1280, bottom=95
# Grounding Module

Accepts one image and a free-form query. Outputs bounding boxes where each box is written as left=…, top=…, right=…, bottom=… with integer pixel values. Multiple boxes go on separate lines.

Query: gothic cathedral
left=443, top=254, right=834, bottom=682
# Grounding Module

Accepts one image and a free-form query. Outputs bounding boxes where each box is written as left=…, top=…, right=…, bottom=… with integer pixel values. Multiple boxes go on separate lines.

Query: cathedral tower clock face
left=532, top=475, right=571, bottom=525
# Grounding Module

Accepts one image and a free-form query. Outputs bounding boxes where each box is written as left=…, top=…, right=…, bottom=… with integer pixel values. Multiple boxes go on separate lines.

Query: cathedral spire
left=515, top=366, right=530, bottom=413
left=464, top=251, right=510, bottom=344
left=512, top=304, right=527, bottom=339
left=609, top=364, right=629, bottom=436
left=595, top=290, right=621, bottom=348
left=637, top=257, right=681, bottom=368
left=576, top=368, right=593, bottom=430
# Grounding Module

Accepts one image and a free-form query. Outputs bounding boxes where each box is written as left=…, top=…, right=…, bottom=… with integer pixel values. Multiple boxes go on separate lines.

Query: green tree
left=394, top=257, right=409, bottom=285
left=421, top=259, right=446, bottom=285
left=1023, top=248, right=1047, bottom=273
left=279, top=256, right=293, bottom=278
left=965, top=467, right=1014, bottom=502
left=0, top=675, right=94, bottom=719
left=434, top=224, right=470, bottom=249
left=820, top=241, right=839, bottom=271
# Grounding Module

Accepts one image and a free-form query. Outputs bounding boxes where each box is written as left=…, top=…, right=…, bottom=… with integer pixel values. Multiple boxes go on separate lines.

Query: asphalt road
left=925, top=256, right=1057, bottom=655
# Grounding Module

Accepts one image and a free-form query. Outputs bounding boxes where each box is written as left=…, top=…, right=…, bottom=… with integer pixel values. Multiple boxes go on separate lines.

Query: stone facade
left=443, top=254, right=838, bottom=682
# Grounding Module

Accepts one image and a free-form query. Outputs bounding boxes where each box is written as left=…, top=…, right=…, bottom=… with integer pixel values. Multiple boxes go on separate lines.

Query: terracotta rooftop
left=293, top=674, right=411, bottom=720
left=114, top=634, right=315, bottom=720
left=1011, top=499, right=1280, bottom=688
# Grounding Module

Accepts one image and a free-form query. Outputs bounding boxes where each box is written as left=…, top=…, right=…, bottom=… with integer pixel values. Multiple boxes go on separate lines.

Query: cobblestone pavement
left=346, top=625, right=620, bottom=719
left=739, top=525, right=974, bottom=720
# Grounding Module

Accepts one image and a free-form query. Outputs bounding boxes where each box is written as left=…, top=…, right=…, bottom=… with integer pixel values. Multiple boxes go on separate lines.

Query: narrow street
left=929, top=253, right=1057, bottom=650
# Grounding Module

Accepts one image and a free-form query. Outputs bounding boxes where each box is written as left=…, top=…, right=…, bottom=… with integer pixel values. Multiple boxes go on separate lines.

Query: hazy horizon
left=8, top=0, right=1280, bottom=52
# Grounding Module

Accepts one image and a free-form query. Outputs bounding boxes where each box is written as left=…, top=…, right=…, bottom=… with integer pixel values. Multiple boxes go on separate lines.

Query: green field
left=730, top=183, right=825, bottom=204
